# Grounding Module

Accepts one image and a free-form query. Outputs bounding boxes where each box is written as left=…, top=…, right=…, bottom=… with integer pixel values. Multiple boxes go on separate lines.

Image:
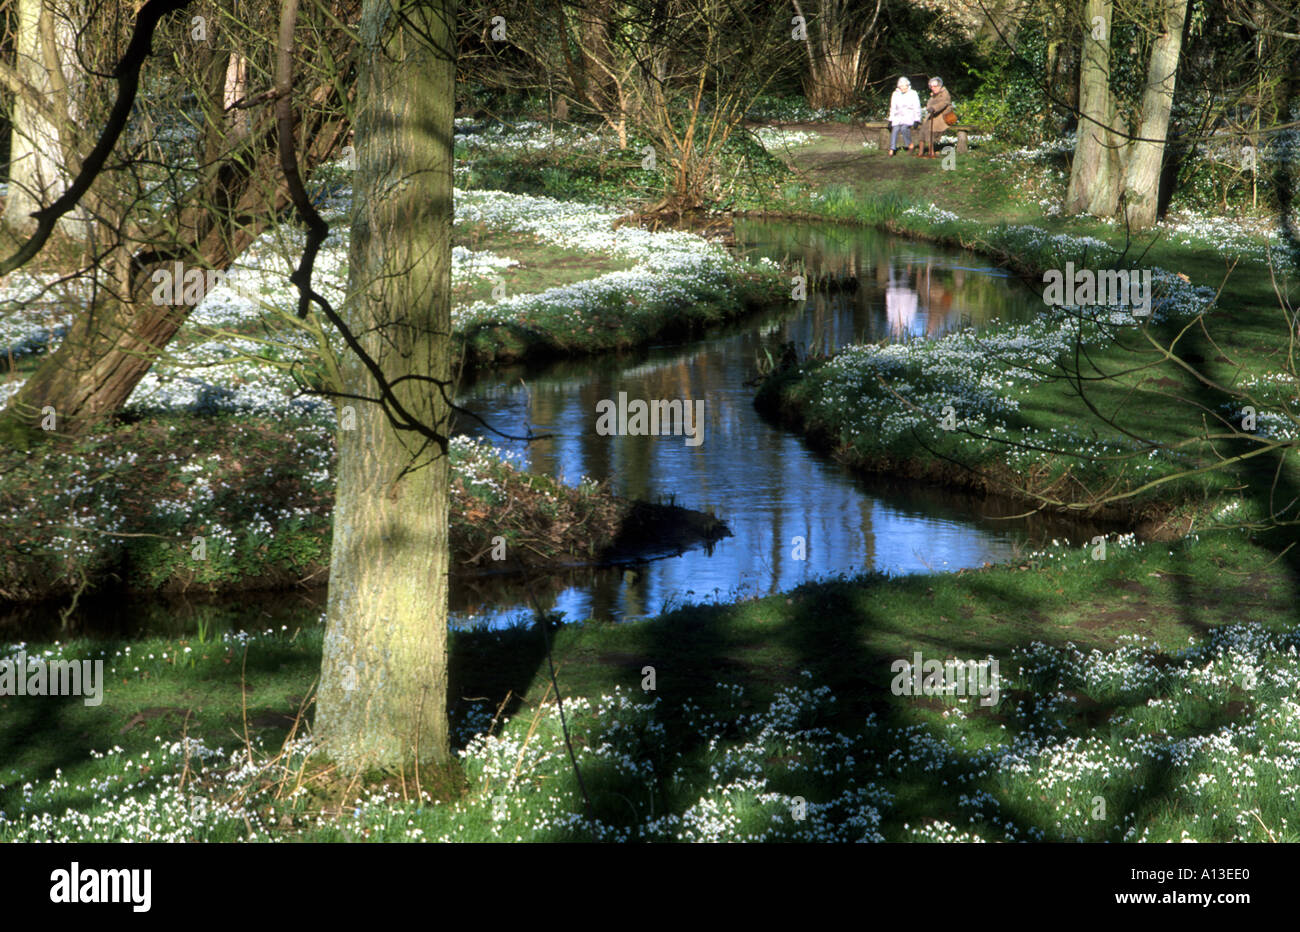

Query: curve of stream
left=448, top=219, right=1106, bottom=629
left=3, top=220, right=1109, bottom=638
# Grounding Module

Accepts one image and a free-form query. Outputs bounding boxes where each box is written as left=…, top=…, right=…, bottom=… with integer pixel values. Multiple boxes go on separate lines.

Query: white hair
left=929, top=76, right=943, bottom=87
left=897, top=77, right=910, bottom=89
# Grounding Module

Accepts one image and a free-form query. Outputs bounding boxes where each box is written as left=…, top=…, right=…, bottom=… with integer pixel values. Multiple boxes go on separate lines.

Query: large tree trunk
left=3, top=0, right=92, bottom=238
left=1122, top=0, right=1188, bottom=229
left=314, top=0, right=454, bottom=774
left=0, top=55, right=350, bottom=441
left=1065, top=0, right=1122, bottom=217
left=4, top=295, right=186, bottom=431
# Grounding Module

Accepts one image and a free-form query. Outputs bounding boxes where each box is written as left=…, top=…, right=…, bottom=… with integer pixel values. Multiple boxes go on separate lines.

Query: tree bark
left=0, top=111, right=349, bottom=438
left=1065, top=0, right=1122, bottom=217
left=3, top=0, right=92, bottom=238
left=1122, top=0, right=1189, bottom=229
left=314, top=0, right=454, bottom=774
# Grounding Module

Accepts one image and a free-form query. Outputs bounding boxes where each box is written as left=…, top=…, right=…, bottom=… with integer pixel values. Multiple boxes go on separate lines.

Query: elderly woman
left=888, top=77, right=921, bottom=156
left=916, top=76, right=953, bottom=158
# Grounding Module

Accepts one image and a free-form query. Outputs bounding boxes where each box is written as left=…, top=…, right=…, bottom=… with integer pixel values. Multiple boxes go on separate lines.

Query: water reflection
left=444, top=220, right=1099, bottom=629
left=738, top=218, right=1033, bottom=354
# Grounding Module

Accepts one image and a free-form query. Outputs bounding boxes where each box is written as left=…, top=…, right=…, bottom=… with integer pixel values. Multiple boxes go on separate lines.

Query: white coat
left=890, top=89, right=922, bottom=126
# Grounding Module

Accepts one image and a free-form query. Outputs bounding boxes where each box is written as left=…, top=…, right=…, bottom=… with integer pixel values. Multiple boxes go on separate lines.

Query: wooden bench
left=862, top=121, right=890, bottom=149
left=862, top=120, right=980, bottom=153
left=949, top=124, right=979, bottom=153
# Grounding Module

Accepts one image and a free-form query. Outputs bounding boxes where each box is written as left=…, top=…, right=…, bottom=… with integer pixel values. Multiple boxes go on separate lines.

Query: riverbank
left=743, top=123, right=1297, bottom=535
left=0, top=415, right=728, bottom=604
left=3, top=528, right=1295, bottom=842
left=1, top=156, right=779, bottom=601
left=450, top=188, right=787, bottom=367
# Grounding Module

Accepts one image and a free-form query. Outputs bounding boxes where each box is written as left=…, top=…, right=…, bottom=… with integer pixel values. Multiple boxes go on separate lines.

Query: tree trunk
left=1043, top=38, right=1059, bottom=141
left=2, top=296, right=183, bottom=431
left=975, top=0, right=1029, bottom=46
left=1065, top=0, right=1121, bottom=217
left=3, top=0, right=92, bottom=238
left=798, top=0, right=879, bottom=111
left=1122, top=0, right=1188, bottom=229
left=314, top=0, right=454, bottom=774
left=0, top=101, right=350, bottom=439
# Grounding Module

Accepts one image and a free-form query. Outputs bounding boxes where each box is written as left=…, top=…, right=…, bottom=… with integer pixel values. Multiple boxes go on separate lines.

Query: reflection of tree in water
left=920, top=260, right=955, bottom=338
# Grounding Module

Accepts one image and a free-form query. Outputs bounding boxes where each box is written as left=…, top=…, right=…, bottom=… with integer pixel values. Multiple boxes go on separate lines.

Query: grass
left=2, top=529, right=1296, bottom=842
left=451, top=223, right=638, bottom=307
left=4, top=116, right=1298, bottom=843
left=454, top=261, right=786, bottom=369
left=456, top=135, right=665, bottom=210
left=447, top=187, right=790, bottom=368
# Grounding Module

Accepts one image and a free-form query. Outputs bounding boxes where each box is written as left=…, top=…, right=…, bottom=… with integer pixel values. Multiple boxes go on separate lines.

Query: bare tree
left=792, top=0, right=884, bottom=111
left=463, top=0, right=799, bottom=210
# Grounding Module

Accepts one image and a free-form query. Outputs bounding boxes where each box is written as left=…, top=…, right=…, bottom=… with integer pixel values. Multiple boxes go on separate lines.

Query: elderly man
left=916, top=76, right=953, bottom=159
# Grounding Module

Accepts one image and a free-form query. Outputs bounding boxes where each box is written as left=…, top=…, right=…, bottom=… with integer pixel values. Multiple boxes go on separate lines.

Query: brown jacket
left=923, top=87, right=953, bottom=137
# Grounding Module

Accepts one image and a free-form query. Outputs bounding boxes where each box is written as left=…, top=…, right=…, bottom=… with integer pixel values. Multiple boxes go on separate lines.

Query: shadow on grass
left=444, top=555, right=1199, bottom=840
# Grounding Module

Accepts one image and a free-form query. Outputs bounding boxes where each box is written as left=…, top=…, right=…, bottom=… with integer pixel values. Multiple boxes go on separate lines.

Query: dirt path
left=758, top=121, right=1023, bottom=225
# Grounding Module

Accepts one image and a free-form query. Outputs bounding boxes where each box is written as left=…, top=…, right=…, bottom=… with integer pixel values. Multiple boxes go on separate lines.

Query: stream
left=4, top=219, right=1109, bottom=638
left=446, top=219, right=1105, bottom=629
